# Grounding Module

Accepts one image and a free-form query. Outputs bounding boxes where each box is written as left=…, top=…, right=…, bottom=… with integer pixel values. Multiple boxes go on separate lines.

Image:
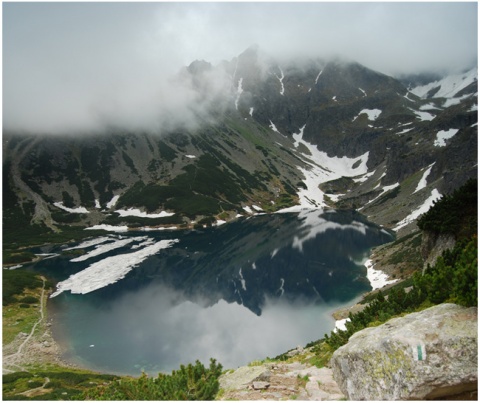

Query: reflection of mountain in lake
left=34, top=210, right=393, bottom=375
left=168, top=209, right=393, bottom=314
left=39, top=210, right=393, bottom=315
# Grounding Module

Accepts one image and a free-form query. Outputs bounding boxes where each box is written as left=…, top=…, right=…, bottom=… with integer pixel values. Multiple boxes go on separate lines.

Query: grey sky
left=3, top=2, right=477, bottom=134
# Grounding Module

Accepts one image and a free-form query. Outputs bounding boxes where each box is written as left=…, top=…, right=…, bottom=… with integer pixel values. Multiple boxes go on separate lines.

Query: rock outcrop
left=218, top=362, right=345, bottom=400
left=421, top=230, right=456, bottom=271
left=330, top=303, right=478, bottom=400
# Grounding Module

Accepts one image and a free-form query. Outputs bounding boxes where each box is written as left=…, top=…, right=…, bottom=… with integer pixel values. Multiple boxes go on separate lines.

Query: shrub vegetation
left=323, top=178, right=478, bottom=351
left=81, top=359, right=223, bottom=400
left=3, top=270, right=43, bottom=305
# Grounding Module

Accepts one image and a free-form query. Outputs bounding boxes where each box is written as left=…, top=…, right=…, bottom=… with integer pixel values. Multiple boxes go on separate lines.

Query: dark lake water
left=30, top=209, right=393, bottom=375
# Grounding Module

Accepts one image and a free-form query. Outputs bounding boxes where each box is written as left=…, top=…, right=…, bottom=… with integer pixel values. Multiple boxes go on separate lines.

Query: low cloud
left=3, top=2, right=477, bottom=135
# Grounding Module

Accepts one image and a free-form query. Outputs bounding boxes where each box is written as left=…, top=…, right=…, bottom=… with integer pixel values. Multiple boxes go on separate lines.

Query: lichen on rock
left=330, top=303, right=478, bottom=400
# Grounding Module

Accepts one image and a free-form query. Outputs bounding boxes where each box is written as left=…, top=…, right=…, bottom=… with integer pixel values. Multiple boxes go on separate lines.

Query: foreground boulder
left=330, top=303, right=477, bottom=400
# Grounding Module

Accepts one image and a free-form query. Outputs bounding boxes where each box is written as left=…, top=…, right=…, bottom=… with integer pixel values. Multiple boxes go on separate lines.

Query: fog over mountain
left=3, top=2, right=477, bottom=134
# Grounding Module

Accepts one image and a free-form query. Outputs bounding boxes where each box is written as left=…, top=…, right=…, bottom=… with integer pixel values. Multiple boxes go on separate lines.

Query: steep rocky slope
left=3, top=47, right=477, bottom=254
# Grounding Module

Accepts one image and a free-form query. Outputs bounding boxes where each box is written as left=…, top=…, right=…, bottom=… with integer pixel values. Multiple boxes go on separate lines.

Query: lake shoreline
left=3, top=210, right=398, bottom=373
left=4, top=261, right=397, bottom=378
left=2, top=282, right=82, bottom=375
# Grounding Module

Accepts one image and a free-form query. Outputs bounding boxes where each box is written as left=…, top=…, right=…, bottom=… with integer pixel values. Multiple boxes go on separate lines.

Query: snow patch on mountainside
left=443, top=94, right=473, bottom=107
left=414, top=163, right=435, bottom=193
left=53, top=202, right=89, bottom=214
left=410, top=68, right=477, bottom=99
left=419, top=103, right=441, bottom=111
left=115, top=208, right=175, bottom=218
left=51, top=239, right=179, bottom=297
left=393, top=189, right=442, bottom=231
left=352, top=109, right=382, bottom=122
left=397, top=127, right=414, bottom=135
left=283, top=126, right=369, bottom=209
left=410, top=109, right=435, bottom=121
left=235, top=77, right=243, bottom=110
left=434, top=129, right=459, bottom=147
left=269, top=120, right=281, bottom=134
left=274, top=68, right=285, bottom=96
left=106, top=195, right=120, bottom=209
left=361, top=183, right=399, bottom=210
left=353, top=169, right=376, bottom=183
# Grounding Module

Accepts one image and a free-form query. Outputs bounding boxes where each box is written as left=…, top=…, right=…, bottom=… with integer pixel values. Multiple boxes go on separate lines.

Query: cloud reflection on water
left=62, top=283, right=343, bottom=375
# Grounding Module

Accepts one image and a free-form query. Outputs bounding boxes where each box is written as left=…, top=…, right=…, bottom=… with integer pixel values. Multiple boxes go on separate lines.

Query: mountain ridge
left=3, top=47, right=477, bottom=260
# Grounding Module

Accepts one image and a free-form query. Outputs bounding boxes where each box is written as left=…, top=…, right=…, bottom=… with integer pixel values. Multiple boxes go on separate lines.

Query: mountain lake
left=26, top=209, right=393, bottom=375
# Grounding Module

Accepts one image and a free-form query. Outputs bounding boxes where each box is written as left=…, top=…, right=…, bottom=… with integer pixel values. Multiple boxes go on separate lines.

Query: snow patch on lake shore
left=70, top=237, right=148, bottom=262
left=51, top=239, right=179, bottom=297
left=365, top=259, right=398, bottom=290
left=334, top=318, right=351, bottom=333
left=64, top=236, right=114, bottom=251
left=85, top=225, right=129, bottom=232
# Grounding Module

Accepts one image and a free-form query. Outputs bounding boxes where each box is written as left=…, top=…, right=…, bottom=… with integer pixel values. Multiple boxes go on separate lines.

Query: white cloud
left=3, top=2, right=477, bottom=134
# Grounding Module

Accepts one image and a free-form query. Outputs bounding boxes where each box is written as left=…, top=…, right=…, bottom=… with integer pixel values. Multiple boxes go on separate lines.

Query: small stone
left=252, top=381, right=270, bottom=390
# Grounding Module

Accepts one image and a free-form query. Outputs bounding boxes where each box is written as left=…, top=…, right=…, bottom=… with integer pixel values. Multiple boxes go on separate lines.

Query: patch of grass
left=2, top=275, right=48, bottom=345
left=3, top=251, right=37, bottom=265
left=3, top=270, right=43, bottom=306
left=2, top=367, right=119, bottom=401
left=3, top=300, right=41, bottom=344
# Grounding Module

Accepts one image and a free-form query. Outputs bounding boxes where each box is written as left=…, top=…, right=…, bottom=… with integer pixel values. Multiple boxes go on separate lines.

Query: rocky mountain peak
left=186, top=59, right=213, bottom=75
left=3, top=47, right=477, bottom=253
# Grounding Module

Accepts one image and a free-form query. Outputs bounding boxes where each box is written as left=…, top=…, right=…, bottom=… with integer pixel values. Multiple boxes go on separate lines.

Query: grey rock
left=421, top=231, right=456, bottom=271
left=252, top=381, right=270, bottom=390
left=331, top=303, right=478, bottom=400
left=219, top=365, right=271, bottom=391
left=287, top=345, right=305, bottom=357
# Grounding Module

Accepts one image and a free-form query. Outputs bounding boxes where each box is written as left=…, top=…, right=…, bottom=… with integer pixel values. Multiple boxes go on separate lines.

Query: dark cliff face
left=420, top=231, right=457, bottom=270
left=3, top=47, right=478, bottom=240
